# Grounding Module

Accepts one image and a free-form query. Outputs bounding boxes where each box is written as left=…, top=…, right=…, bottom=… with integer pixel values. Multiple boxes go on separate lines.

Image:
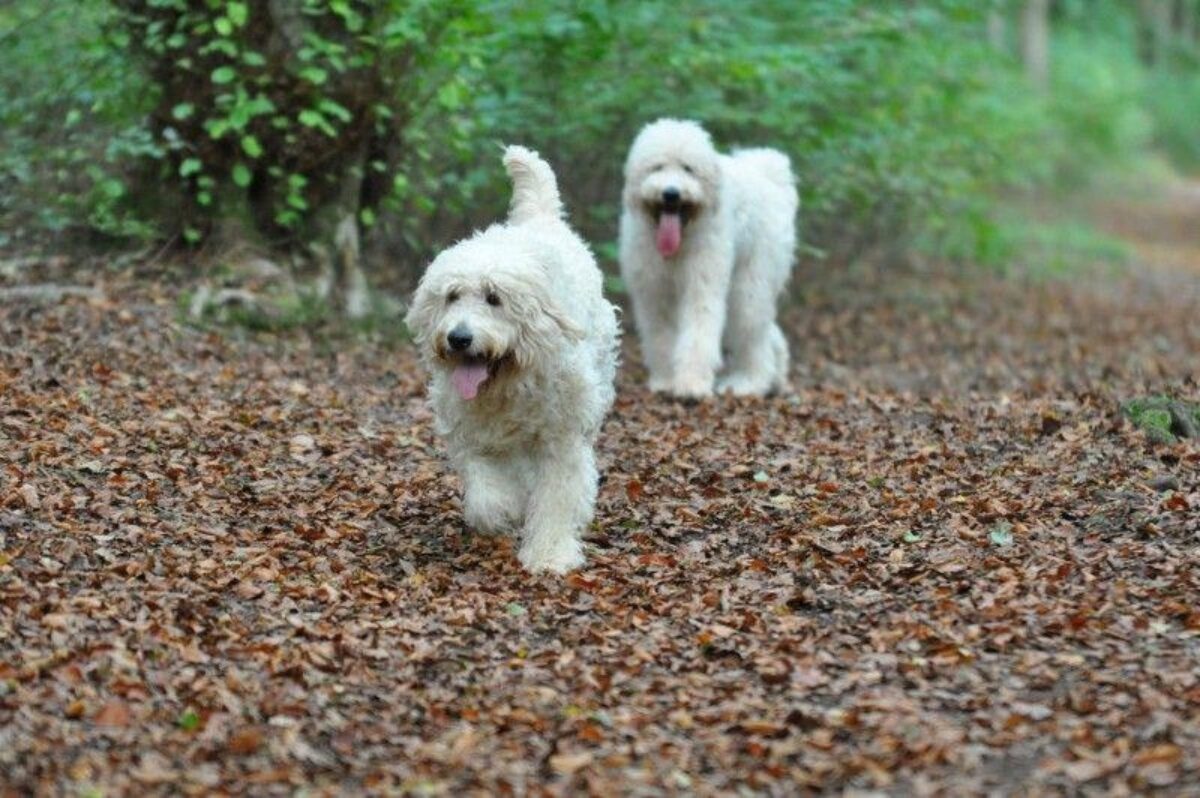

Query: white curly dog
left=619, top=118, right=798, bottom=399
left=406, top=146, right=619, bottom=574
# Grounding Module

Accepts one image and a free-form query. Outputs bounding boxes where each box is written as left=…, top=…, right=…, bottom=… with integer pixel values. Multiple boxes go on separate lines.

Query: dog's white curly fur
left=406, top=146, right=619, bottom=574
left=619, top=118, right=798, bottom=399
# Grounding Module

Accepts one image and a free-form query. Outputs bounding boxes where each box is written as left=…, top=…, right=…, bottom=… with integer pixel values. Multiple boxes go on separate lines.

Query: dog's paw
left=668, top=372, right=714, bottom=401
left=716, top=373, right=772, bottom=397
left=647, top=374, right=673, bottom=394
left=519, top=536, right=585, bottom=575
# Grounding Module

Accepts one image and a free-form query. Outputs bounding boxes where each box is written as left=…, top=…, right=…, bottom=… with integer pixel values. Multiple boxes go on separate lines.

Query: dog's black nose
left=447, top=325, right=472, bottom=352
left=662, top=187, right=681, bottom=205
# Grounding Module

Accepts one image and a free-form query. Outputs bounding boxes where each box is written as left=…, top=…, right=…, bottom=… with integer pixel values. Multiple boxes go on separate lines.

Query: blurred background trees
left=2, top=0, right=1198, bottom=291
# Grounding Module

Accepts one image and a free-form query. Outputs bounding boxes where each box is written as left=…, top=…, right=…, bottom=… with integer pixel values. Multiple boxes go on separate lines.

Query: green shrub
left=109, top=0, right=487, bottom=248
left=0, top=2, right=159, bottom=245
left=1144, top=69, right=1200, bottom=171
left=474, top=1, right=1051, bottom=262
left=1045, top=29, right=1154, bottom=185
left=2, top=0, right=1196, bottom=274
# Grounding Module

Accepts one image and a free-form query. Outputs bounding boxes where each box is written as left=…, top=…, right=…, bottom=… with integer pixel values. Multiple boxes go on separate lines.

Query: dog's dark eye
left=486, top=291, right=501, bottom=307
left=446, top=290, right=459, bottom=304
left=682, top=164, right=695, bottom=175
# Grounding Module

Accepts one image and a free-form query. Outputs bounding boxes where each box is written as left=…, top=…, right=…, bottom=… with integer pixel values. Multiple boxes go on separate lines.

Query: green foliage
left=1044, top=30, right=1154, bottom=185
left=934, top=209, right=1129, bottom=278
left=1144, top=70, right=1200, bottom=170
left=474, top=0, right=1048, bottom=259
left=215, top=291, right=334, bottom=334
left=2, top=0, right=1198, bottom=272
left=0, top=2, right=159, bottom=244
left=109, top=0, right=486, bottom=245
left=1017, top=221, right=1128, bottom=277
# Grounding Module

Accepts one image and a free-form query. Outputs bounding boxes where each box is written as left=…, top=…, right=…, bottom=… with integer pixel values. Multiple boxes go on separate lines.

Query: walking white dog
left=405, top=146, right=619, bottom=574
left=619, top=118, right=798, bottom=399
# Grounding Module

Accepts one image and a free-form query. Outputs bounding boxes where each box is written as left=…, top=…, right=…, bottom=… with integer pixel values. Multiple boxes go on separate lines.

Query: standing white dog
left=619, top=118, right=798, bottom=399
left=405, top=146, right=619, bottom=574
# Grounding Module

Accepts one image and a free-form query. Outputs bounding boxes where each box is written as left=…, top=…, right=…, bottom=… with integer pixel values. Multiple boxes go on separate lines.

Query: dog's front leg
left=670, top=244, right=733, bottom=399
left=629, top=291, right=676, bottom=393
left=518, top=442, right=597, bottom=574
left=461, top=455, right=525, bottom=535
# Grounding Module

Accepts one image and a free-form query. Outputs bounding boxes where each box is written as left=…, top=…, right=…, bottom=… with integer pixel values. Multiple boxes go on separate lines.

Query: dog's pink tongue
left=451, top=363, right=489, bottom=400
left=656, top=212, right=682, bottom=258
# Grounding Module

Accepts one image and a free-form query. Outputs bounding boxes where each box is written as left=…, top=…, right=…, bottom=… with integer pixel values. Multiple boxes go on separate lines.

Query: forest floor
left=1, top=180, right=1198, bottom=796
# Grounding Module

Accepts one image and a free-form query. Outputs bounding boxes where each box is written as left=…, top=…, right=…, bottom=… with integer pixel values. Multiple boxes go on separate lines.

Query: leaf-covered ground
left=2, top=186, right=1198, bottom=795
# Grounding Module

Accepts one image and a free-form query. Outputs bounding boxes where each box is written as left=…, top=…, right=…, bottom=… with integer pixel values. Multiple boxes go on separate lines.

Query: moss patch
left=1122, top=395, right=1200, bottom=444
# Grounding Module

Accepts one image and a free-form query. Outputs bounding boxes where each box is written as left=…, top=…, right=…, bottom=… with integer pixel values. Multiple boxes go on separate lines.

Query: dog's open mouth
left=648, top=201, right=695, bottom=259
left=449, top=354, right=509, bottom=401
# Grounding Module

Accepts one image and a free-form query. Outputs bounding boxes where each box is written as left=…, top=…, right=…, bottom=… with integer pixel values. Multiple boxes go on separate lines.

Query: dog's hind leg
left=718, top=277, right=789, bottom=397
left=717, top=331, right=780, bottom=396
left=517, top=442, right=596, bottom=574
left=767, top=323, right=790, bottom=394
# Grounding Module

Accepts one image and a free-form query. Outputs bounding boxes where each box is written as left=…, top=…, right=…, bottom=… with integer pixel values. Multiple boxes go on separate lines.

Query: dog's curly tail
left=503, top=145, right=563, bottom=224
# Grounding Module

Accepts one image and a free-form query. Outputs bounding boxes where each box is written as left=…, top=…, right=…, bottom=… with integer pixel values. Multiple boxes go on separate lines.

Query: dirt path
left=1093, top=178, right=1200, bottom=278
left=1, top=188, right=1197, bottom=794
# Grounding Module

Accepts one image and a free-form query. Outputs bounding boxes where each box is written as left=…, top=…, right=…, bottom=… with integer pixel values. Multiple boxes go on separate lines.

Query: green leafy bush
left=1145, top=69, right=1200, bottom=170
left=0, top=2, right=158, bottom=245
left=110, top=0, right=486, bottom=247
left=1045, top=29, right=1153, bottom=185
left=473, top=1, right=1049, bottom=261
left=2, top=0, right=1196, bottom=273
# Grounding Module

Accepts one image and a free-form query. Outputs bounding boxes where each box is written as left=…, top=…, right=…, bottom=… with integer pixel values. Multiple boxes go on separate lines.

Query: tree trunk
left=305, top=137, right=372, bottom=319
left=1019, top=0, right=1050, bottom=89
left=988, top=0, right=1008, bottom=52
left=1138, top=0, right=1174, bottom=65
left=1179, top=0, right=1197, bottom=45
left=334, top=215, right=370, bottom=320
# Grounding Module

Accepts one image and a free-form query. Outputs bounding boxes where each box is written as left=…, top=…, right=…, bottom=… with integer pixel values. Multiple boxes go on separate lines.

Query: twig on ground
left=0, top=284, right=102, bottom=303
left=1167, top=401, right=1198, bottom=439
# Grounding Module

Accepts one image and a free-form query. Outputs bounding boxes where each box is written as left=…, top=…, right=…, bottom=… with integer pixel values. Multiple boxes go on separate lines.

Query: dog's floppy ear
left=491, top=271, right=583, bottom=363
left=404, top=270, right=446, bottom=342
left=531, top=293, right=585, bottom=342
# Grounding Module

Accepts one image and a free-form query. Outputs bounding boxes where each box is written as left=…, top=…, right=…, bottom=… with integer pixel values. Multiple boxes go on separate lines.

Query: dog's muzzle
left=447, top=324, right=473, bottom=353
left=438, top=326, right=512, bottom=401
left=647, top=188, right=694, bottom=225
left=651, top=188, right=693, bottom=259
